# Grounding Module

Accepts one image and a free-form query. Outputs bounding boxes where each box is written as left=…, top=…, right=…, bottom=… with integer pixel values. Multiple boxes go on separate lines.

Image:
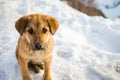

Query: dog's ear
left=15, top=16, right=28, bottom=35
left=46, top=16, right=59, bottom=35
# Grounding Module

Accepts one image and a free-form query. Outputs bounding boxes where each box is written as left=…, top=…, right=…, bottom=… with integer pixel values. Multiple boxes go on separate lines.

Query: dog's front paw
left=44, top=75, right=52, bottom=80
left=44, top=77, right=52, bottom=80
left=22, top=75, right=31, bottom=80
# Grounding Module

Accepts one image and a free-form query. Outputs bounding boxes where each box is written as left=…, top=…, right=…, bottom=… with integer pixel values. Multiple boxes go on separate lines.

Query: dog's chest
left=29, top=51, right=51, bottom=60
left=28, top=50, right=51, bottom=62
left=29, top=50, right=45, bottom=59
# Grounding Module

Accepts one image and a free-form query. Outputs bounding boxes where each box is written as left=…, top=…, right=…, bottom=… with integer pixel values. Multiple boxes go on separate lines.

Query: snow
left=0, top=0, right=120, bottom=80
left=95, top=0, right=120, bottom=19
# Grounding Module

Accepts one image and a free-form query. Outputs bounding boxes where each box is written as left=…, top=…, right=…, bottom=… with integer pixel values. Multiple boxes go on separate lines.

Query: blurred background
left=60, top=0, right=120, bottom=19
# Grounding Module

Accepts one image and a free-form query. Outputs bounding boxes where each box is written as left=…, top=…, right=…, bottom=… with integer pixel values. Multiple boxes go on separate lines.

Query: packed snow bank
left=0, top=0, right=120, bottom=80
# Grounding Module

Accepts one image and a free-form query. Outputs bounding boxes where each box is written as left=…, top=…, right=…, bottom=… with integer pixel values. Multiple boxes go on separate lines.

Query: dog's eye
left=28, top=28, right=34, bottom=34
left=42, top=28, right=47, bottom=33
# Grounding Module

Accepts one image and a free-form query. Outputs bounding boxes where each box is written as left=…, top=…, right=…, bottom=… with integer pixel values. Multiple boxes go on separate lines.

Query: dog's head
left=15, top=14, right=59, bottom=50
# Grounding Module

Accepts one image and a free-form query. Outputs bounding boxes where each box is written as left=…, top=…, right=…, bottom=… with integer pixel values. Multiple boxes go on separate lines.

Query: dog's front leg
left=44, top=56, right=52, bottom=80
left=18, top=56, right=31, bottom=80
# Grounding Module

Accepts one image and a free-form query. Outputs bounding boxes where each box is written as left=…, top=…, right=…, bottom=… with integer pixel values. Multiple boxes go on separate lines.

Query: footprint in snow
left=56, top=45, right=73, bottom=59
left=114, top=63, right=120, bottom=73
left=61, top=74, right=72, bottom=80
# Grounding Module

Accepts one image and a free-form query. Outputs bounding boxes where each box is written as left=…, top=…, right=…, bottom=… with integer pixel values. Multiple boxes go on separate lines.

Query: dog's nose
left=34, top=43, right=42, bottom=50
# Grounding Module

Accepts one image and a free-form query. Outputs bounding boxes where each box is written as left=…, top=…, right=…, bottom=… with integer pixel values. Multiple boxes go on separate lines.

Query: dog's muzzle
left=33, top=43, right=43, bottom=50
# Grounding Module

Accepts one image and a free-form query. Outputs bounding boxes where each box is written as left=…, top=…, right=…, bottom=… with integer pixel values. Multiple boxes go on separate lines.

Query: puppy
left=15, top=14, right=59, bottom=80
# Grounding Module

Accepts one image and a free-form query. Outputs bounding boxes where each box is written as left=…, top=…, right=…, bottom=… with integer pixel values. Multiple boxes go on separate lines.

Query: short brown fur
left=15, top=14, right=59, bottom=80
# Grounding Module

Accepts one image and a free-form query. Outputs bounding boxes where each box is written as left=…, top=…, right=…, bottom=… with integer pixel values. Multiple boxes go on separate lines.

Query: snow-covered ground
left=0, top=0, right=120, bottom=80
left=95, top=0, right=120, bottom=19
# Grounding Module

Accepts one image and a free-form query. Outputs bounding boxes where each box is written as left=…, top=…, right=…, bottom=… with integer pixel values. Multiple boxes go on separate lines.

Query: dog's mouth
left=32, top=47, right=44, bottom=51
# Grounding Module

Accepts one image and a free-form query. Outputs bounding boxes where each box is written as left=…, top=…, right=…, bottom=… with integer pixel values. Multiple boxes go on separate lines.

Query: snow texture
left=95, top=0, right=120, bottom=19
left=0, top=0, right=120, bottom=80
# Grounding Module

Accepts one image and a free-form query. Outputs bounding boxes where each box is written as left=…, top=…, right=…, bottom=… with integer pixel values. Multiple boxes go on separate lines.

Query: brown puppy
left=15, top=14, right=59, bottom=80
